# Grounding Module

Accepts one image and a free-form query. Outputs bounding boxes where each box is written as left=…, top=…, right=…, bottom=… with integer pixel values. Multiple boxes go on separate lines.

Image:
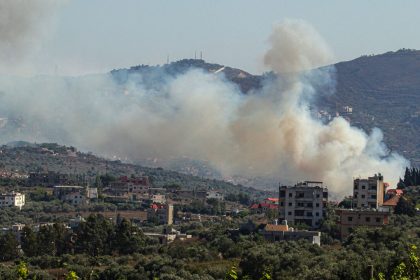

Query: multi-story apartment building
left=353, top=173, right=385, bottom=209
left=278, top=181, right=328, bottom=228
left=0, top=191, right=25, bottom=209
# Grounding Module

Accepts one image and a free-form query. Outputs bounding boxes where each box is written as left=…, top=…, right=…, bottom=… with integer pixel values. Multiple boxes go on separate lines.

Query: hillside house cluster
left=336, top=173, right=400, bottom=239
left=271, top=174, right=402, bottom=242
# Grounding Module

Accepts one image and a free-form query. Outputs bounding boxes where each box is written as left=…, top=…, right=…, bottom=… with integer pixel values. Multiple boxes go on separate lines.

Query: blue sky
left=40, top=0, right=420, bottom=75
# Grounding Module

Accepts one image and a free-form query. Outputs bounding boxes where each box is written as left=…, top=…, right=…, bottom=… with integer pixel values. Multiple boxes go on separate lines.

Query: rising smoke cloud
left=0, top=18, right=408, bottom=196
left=0, top=0, right=61, bottom=74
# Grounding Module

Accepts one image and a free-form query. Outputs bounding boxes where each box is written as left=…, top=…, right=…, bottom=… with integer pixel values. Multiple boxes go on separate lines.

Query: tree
left=225, top=265, right=238, bottom=280
left=113, top=218, right=144, bottom=254
left=395, top=197, right=416, bottom=217
left=37, top=225, right=57, bottom=256
left=0, top=232, right=20, bottom=261
left=21, top=226, right=38, bottom=257
left=75, top=214, right=114, bottom=256
left=16, top=261, right=28, bottom=280
left=376, top=244, right=420, bottom=280
left=65, top=271, right=79, bottom=280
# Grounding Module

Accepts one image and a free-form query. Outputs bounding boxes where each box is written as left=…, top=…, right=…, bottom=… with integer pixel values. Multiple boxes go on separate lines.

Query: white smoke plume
left=0, top=19, right=408, bottom=197
left=0, top=0, right=62, bottom=74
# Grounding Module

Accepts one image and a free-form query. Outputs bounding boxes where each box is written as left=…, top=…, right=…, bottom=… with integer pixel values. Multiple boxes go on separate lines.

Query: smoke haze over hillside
left=0, top=15, right=408, bottom=196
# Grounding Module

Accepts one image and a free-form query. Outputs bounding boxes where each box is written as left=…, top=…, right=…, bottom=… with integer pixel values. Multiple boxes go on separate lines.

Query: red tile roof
left=250, top=204, right=259, bottom=209
left=383, top=195, right=400, bottom=207
left=260, top=203, right=278, bottom=209
left=386, top=189, right=403, bottom=196
left=250, top=203, right=279, bottom=210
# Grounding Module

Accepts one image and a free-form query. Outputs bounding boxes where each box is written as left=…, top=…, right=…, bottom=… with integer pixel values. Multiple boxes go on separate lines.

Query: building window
left=315, top=212, right=319, bottom=216
left=354, top=185, right=358, bottom=190
left=348, top=216, right=353, bottom=222
left=306, top=212, right=313, bottom=217
left=289, top=193, right=293, bottom=198
left=316, top=194, right=320, bottom=198
left=375, top=217, right=381, bottom=223
left=362, top=185, right=366, bottom=189
left=295, top=210, right=304, bottom=216
left=316, top=203, right=319, bottom=207
left=366, top=217, right=370, bottom=222
left=371, top=195, right=376, bottom=199
left=361, top=195, right=365, bottom=198
left=288, top=212, right=292, bottom=216
left=280, top=190, right=286, bottom=198
left=288, top=202, right=292, bottom=206
left=280, top=202, right=284, bottom=206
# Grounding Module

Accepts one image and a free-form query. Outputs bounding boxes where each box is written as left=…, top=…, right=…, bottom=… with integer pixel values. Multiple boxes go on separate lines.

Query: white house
left=206, top=190, right=224, bottom=201
left=0, top=191, right=25, bottom=209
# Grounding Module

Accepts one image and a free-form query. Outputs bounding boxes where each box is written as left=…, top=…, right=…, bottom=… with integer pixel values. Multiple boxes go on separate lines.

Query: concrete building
left=86, top=187, right=98, bottom=200
left=109, top=176, right=150, bottom=197
left=336, top=208, right=390, bottom=240
left=147, top=203, right=174, bottom=225
left=278, top=181, right=328, bottom=228
left=151, top=194, right=166, bottom=204
left=353, top=174, right=386, bottom=209
left=144, top=228, right=192, bottom=245
left=262, top=221, right=321, bottom=245
left=206, top=190, right=224, bottom=201
left=53, top=186, right=86, bottom=206
left=0, top=191, right=25, bottom=209
left=68, top=215, right=85, bottom=229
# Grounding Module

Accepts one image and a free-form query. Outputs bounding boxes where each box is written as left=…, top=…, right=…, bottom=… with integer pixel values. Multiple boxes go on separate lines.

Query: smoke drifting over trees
left=0, top=15, right=407, bottom=195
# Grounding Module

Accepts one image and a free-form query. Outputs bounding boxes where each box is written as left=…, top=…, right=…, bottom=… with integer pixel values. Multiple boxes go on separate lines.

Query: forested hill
left=317, top=49, right=420, bottom=167
left=0, top=142, right=263, bottom=195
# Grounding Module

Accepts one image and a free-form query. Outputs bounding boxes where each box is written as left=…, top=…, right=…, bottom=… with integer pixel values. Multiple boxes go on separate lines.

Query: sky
left=18, top=0, right=420, bottom=75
